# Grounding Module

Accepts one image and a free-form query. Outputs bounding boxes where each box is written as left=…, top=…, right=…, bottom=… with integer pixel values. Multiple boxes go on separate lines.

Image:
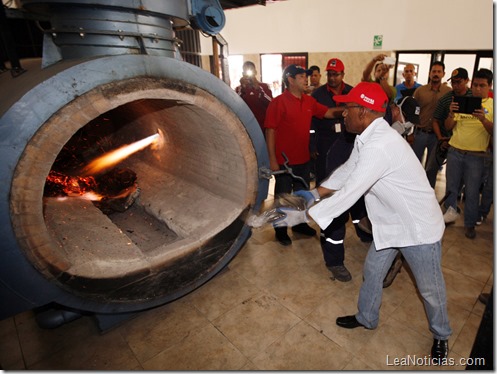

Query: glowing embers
left=44, top=127, right=164, bottom=212
left=45, top=171, right=100, bottom=200
left=45, top=168, right=140, bottom=212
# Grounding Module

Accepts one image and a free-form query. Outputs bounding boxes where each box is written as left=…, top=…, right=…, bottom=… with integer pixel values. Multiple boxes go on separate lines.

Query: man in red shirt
left=265, top=64, right=344, bottom=246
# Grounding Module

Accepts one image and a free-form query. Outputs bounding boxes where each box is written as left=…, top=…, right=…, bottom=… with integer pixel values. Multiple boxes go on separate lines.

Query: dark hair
left=308, top=65, right=320, bottom=73
left=243, top=61, right=256, bottom=71
left=430, top=61, right=445, bottom=71
left=474, top=68, right=493, bottom=86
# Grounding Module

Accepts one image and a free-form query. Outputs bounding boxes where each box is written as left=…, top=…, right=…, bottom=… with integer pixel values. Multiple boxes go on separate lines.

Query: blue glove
left=272, top=207, right=309, bottom=227
left=294, top=189, right=320, bottom=208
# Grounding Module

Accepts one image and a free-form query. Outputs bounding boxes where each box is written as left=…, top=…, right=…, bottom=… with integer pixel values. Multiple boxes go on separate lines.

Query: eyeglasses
left=343, top=105, right=363, bottom=114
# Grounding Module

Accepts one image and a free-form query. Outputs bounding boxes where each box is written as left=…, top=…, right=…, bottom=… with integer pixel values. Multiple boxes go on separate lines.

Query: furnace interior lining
left=12, top=78, right=259, bottom=292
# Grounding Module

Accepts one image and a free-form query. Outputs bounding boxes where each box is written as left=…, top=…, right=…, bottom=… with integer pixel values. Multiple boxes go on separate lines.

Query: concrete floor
left=0, top=167, right=493, bottom=370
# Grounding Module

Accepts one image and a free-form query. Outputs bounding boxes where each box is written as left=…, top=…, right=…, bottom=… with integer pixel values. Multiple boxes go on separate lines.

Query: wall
left=198, top=0, right=493, bottom=86
left=202, top=0, right=493, bottom=54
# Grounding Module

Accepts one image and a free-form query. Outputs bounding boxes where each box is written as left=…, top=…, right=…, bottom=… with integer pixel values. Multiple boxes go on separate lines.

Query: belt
left=416, top=127, right=433, bottom=134
left=450, top=146, right=487, bottom=157
left=316, top=126, right=341, bottom=135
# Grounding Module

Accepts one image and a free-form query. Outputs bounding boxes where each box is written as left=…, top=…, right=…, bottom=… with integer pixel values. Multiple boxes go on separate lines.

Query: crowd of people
left=236, top=57, right=493, bottom=363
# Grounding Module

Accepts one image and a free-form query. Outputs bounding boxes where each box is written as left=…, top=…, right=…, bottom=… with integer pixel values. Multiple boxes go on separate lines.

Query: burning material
left=93, top=168, right=140, bottom=213
left=45, top=171, right=101, bottom=200
left=45, top=168, right=138, bottom=205
left=80, top=132, right=162, bottom=176
left=44, top=131, right=163, bottom=210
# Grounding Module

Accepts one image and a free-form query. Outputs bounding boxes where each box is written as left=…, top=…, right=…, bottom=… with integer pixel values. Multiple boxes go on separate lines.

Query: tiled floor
left=0, top=171, right=493, bottom=370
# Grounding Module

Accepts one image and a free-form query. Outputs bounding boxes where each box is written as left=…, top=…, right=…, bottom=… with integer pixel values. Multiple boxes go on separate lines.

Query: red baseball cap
left=334, top=82, right=389, bottom=112
left=326, top=58, right=345, bottom=72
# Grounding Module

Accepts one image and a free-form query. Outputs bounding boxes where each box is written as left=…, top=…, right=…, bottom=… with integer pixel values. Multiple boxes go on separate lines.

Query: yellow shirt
left=449, top=97, right=493, bottom=152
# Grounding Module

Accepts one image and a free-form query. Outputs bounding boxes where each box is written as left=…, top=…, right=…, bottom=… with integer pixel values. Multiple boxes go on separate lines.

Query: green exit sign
left=373, top=35, right=383, bottom=49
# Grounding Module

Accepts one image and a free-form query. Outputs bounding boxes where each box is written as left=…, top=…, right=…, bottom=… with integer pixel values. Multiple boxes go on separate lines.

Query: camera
left=383, top=56, right=396, bottom=66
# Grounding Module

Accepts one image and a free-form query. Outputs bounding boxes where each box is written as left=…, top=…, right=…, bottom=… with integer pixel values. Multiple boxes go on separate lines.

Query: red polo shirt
left=264, top=90, right=328, bottom=165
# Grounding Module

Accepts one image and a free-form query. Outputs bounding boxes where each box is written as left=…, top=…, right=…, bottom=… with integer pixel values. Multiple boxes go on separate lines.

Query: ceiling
left=219, top=0, right=282, bottom=10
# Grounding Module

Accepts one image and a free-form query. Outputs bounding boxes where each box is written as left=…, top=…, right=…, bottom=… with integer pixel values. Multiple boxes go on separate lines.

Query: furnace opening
left=11, top=77, right=259, bottom=302
left=44, top=109, right=181, bottom=255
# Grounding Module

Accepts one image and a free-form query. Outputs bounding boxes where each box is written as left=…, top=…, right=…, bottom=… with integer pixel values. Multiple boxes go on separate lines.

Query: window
left=261, top=53, right=308, bottom=96
left=394, top=50, right=492, bottom=86
left=261, top=54, right=283, bottom=97
left=478, top=57, right=493, bottom=71
left=227, top=55, right=244, bottom=90
left=395, top=53, right=432, bottom=85
left=442, top=53, right=477, bottom=84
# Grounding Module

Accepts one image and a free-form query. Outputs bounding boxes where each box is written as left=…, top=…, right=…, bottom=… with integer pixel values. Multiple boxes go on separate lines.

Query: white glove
left=272, top=207, right=309, bottom=227
left=293, top=189, right=320, bottom=208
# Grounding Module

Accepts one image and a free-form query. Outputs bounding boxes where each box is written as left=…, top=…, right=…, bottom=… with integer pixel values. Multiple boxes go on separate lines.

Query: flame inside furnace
left=45, top=131, right=163, bottom=201
left=80, top=132, right=162, bottom=176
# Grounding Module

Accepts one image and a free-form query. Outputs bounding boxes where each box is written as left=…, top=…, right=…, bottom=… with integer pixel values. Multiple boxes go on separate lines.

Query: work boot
left=11, top=67, right=27, bottom=78
left=478, top=292, right=490, bottom=305
left=327, top=265, right=352, bottom=282
left=292, top=223, right=316, bottom=236
left=464, top=226, right=476, bottom=239
left=275, top=227, right=292, bottom=246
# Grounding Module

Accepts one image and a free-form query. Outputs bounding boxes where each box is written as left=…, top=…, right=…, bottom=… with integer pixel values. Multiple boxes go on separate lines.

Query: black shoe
left=359, top=235, right=373, bottom=243
left=275, top=228, right=292, bottom=246
left=431, top=339, right=448, bottom=363
left=336, top=315, right=367, bottom=329
left=478, top=292, right=490, bottom=305
left=10, top=67, right=27, bottom=78
left=292, top=223, right=316, bottom=236
left=465, top=226, right=476, bottom=239
left=327, top=265, right=352, bottom=282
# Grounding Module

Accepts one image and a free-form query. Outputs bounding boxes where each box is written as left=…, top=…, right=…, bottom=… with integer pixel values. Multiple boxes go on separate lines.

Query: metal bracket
left=258, top=152, right=309, bottom=190
left=189, top=0, right=226, bottom=35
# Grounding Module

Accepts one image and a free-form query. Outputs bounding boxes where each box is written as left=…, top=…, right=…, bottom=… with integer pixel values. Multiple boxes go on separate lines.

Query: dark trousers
left=320, top=132, right=372, bottom=266
left=273, top=162, right=311, bottom=196
left=315, top=133, right=340, bottom=185
left=0, top=6, right=22, bottom=70
left=320, top=197, right=372, bottom=267
left=274, top=161, right=311, bottom=233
